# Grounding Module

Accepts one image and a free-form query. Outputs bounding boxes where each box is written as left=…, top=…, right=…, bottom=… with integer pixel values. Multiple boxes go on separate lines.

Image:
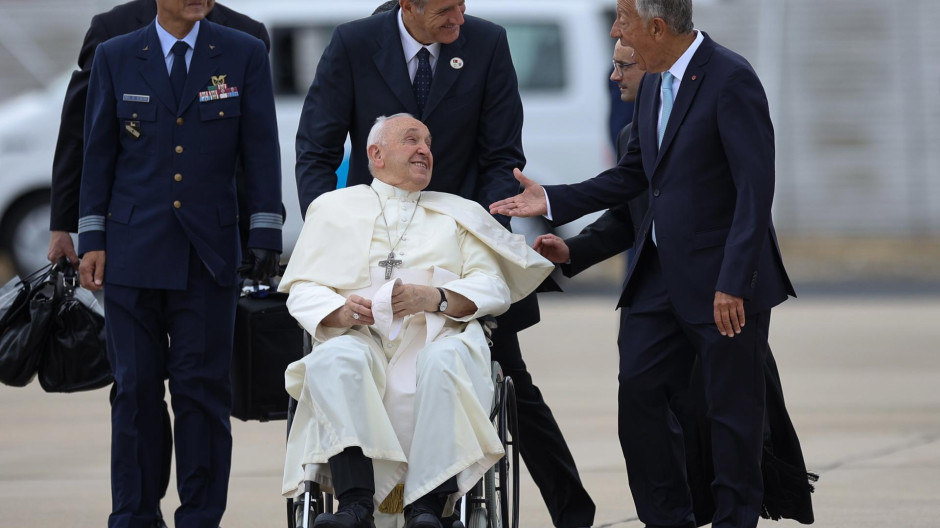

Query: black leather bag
left=0, top=265, right=55, bottom=387
left=37, top=264, right=112, bottom=393
left=231, top=289, right=303, bottom=421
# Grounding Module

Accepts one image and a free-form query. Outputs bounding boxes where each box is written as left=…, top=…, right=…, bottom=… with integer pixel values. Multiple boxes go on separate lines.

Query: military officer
left=77, top=1, right=282, bottom=526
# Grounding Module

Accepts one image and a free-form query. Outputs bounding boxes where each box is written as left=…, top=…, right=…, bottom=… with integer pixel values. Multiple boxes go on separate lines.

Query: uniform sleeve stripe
left=78, top=215, right=107, bottom=233
left=250, top=213, right=283, bottom=230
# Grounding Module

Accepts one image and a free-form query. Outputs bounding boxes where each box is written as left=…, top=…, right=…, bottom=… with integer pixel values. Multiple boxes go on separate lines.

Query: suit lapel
left=178, top=20, right=221, bottom=115
left=137, top=22, right=177, bottom=114
left=641, top=74, right=660, bottom=177
left=652, top=35, right=714, bottom=172
left=373, top=10, right=420, bottom=115
left=422, top=35, right=464, bottom=119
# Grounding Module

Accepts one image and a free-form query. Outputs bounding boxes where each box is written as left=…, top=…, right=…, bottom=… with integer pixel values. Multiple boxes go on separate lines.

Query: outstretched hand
left=533, top=234, right=570, bottom=264
left=489, top=169, right=548, bottom=218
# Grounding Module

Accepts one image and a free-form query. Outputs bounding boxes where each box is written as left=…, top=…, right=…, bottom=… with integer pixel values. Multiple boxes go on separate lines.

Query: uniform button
left=175, top=145, right=183, bottom=154
left=218, top=111, right=225, bottom=117
left=173, top=200, right=181, bottom=209
left=174, top=173, right=183, bottom=182
left=176, top=117, right=184, bottom=125
left=132, top=113, right=138, bottom=119
left=653, top=189, right=661, bottom=197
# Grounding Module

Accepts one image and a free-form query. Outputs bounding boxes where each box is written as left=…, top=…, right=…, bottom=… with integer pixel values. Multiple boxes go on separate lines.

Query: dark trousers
left=618, top=246, right=767, bottom=528
left=490, top=326, right=596, bottom=528
left=108, top=383, right=173, bottom=510
left=105, top=253, right=239, bottom=528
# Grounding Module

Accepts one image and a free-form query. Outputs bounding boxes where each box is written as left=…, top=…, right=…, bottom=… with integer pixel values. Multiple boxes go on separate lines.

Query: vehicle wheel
left=1, top=191, right=51, bottom=277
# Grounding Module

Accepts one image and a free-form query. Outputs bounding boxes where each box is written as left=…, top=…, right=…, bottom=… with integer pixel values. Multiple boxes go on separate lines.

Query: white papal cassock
left=278, top=180, right=554, bottom=513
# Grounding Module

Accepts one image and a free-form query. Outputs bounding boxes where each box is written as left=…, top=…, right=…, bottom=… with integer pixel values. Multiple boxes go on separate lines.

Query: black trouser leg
left=329, top=447, right=375, bottom=511
left=490, top=328, right=595, bottom=528
left=405, top=476, right=458, bottom=519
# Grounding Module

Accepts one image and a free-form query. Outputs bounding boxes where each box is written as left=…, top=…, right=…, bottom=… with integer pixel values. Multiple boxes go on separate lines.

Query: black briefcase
left=231, top=291, right=303, bottom=421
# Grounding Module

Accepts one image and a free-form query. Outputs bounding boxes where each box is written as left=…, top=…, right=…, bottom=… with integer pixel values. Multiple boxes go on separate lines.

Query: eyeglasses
left=612, top=59, right=638, bottom=76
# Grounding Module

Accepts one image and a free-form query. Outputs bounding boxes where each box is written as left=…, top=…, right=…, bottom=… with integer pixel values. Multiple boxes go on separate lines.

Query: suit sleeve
left=77, top=46, right=118, bottom=254
left=295, top=27, right=353, bottom=218
left=714, top=67, right=776, bottom=298
left=544, top=153, right=648, bottom=227
left=474, top=27, right=526, bottom=229
left=561, top=204, right=635, bottom=278
left=239, top=39, right=283, bottom=252
left=50, top=14, right=109, bottom=232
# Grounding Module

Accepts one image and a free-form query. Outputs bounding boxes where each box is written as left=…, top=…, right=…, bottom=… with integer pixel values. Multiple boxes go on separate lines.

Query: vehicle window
left=502, top=22, right=565, bottom=93
left=270, top=21, right=566, bottom=96
left=271, top=26, right=335, bottom=96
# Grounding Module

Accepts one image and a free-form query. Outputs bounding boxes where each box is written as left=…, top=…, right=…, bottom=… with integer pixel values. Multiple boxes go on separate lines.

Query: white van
left=0, top=0, right=618, bottom=276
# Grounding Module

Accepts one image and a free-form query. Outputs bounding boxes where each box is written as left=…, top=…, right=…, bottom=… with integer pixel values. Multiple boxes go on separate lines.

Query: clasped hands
left=510, top=169, right=746, bottom=338
left=323, top=282, right=441, bottom=328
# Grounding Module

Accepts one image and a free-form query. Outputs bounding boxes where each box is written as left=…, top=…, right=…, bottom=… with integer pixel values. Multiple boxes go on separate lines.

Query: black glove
left=239, top=248, right=280, bottom=284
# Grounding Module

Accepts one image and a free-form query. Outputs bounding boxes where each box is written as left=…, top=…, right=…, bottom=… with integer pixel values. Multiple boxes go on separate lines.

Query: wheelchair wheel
left=288, top=481, right=330, bottom=528
left=491, top=376, right=519, bottom=528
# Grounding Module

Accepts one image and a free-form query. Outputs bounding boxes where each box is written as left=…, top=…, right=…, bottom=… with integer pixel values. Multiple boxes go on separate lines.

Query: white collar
left=665, top=30, right=704, bottom=82
left=155, top=18, right=200, bottom=59
left=371, top=178, right=422, bottom=202
left=397, top=8, right=441, bottom=63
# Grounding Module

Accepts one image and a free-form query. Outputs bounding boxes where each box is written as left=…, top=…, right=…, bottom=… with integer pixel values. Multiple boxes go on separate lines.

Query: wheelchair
left=286, top=332, right=520, bottom=528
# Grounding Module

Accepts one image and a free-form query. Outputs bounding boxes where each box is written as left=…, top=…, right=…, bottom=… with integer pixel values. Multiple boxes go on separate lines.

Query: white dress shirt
left=155, top=18, right=200, bottom=75
left=398, top=8, right=441, bottom=81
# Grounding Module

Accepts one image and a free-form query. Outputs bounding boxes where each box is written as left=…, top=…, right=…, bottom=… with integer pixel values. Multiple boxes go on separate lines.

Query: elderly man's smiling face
left=401, top=0, right=466, bottom=45
left=370, top=116, right=434, bottom=192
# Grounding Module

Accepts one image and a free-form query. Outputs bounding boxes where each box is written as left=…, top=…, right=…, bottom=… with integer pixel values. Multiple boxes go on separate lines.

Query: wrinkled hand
left=489, top=169, right=547, bottom=218
left=391, top=282, right=438, bottom=319
left=48, top=231, right=79, bottom=268
left=79, top=250, right=106, bottom=291
left=323, top=295, right=374, bottom=327
left=533, top=234, right=570, bottom=264
left=714, top=290, right=745, bottom=337
left=241, top=248, right=280, bottom=283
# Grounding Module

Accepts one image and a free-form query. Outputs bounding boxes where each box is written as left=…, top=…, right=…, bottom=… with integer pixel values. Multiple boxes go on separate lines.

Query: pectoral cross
left=379, top=251, right=402, bottom=280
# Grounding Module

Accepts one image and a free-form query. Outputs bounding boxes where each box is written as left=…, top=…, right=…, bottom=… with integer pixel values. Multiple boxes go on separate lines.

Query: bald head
left=611, top=40, right=645, bottom=103
left=367, top=114, right=434, bottom=192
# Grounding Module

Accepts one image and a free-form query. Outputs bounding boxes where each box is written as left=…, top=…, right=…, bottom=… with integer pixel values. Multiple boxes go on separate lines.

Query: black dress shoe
left=404, top=505, right=443, bottom=528
left=312, top=503, right=376, bottom=528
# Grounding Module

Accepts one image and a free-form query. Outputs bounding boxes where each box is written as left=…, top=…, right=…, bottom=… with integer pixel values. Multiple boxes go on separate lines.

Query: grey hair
left=409, top=0, right=429, bottom=13
left=367, top=113, right=416, bottom=172
left=635, top=0, right=694, bottom=34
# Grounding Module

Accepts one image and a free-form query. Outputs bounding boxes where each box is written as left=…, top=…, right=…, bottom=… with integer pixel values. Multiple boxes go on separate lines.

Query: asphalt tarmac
left=2, top=294, right=938, bottom=527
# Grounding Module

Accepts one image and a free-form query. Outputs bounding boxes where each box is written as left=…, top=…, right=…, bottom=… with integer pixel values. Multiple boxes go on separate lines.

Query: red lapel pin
left=691, top=75, right=697, bottom=81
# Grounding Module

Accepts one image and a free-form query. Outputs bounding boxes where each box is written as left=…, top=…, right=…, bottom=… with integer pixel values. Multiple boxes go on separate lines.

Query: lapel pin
left=691, top=75, right=697, bottom=81
left=450, top=57, right=464, bottom=70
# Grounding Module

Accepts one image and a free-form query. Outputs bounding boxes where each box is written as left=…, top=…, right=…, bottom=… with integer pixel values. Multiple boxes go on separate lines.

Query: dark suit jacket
left=295, top=7, right=542, bottom=331
left=78, top=20, right=281, bottom=289
left=295, top=6, right=524, bottom=225
left=562, top=122, right=650, bottom=278
left=546, top=33, right=794, bottom=323
left=50, top=0, right=269, bottom=233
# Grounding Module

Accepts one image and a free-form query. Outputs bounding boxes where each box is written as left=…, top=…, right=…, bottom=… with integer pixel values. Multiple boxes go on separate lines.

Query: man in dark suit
left=46, top=2, right=268, bottom=526
left=49, top=0, right=269, bottom=267
left=536, top=39, right=815, bottom=528
left=295, top=2, right=595, bottom=527
left=77, top=0, right=281, bottom=526
left=491, top=1, right=796, bottom=527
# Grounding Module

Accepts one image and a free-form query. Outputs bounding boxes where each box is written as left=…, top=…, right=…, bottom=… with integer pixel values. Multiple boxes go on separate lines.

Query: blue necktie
left=170, top=41, right=189, bottom=107
left=413, top=47, right=433, bottom=115
left=658, top=71, right=675, bottom=147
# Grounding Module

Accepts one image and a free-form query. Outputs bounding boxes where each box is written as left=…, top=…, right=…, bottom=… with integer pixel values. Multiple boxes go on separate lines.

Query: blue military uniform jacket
left=78, top=19, right=282, bottom=289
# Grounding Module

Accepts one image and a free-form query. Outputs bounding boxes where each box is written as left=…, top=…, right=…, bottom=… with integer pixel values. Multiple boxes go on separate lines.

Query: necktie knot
left=171, top=41, right=189, bottom=58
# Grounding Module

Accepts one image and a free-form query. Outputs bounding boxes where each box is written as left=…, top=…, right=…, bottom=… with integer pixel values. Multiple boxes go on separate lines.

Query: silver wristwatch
left=436, top=287, right=448, bottom=313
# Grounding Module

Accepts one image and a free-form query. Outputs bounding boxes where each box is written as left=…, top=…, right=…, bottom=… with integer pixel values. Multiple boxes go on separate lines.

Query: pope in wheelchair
left=278, top=114, right=553, bottom=528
